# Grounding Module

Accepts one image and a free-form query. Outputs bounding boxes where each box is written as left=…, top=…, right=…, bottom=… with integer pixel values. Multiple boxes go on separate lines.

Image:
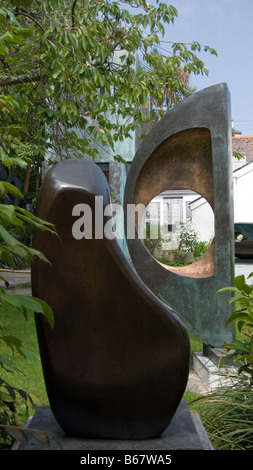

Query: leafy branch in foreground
left=217, top=273, right=253, bottom=383
left=0, top=95, right=56, bottom=448
left=188, top=277, right=253, bottom=451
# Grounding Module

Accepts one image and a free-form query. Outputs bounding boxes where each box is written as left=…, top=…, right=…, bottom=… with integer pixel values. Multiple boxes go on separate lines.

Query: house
left=189, top=136, right=253, bottom=235
left=146, top=136, right=253, bottom=248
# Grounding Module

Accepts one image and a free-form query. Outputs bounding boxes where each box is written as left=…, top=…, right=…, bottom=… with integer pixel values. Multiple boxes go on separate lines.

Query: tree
left=0, top=0, right=217, bottom=163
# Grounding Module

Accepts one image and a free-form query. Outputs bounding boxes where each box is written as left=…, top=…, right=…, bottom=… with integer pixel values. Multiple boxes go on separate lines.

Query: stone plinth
left=12, top=402, right=213, bottom=451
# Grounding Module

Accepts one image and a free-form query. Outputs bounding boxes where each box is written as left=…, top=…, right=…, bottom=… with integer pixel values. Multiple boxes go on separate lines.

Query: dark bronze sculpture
left=124, top=83, right=234, bottom=348
left=31, top=159, right=190, bottom=440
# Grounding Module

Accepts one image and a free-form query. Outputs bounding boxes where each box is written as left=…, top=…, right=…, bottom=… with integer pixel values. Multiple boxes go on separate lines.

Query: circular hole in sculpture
left=142, top=189, right=215, bottom=269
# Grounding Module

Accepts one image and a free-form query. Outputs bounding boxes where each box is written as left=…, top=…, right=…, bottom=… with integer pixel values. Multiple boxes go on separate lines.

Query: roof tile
left=232, top=136, right=253, bottom=161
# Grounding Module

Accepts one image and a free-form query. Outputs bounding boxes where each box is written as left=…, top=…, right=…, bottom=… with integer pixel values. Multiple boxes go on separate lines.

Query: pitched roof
left=233, top=161, right=253, bottom=176
left=232, top=136, right=253, bottom=162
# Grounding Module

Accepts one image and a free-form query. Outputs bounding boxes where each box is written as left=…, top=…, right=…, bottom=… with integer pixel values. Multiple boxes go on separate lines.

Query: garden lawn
left=0, top=300, right=48, bottom=407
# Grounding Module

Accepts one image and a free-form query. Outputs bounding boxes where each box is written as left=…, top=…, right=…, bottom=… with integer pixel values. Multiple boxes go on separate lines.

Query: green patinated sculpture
left=124, top=83, right=234, bottom=347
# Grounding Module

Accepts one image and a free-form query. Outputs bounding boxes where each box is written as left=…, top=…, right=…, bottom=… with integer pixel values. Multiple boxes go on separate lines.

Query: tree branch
left=0, top=72, right=42, bottom=87
left=17, top=7, right=45, bottom=32
left=71, top=0, right=78, bottom=29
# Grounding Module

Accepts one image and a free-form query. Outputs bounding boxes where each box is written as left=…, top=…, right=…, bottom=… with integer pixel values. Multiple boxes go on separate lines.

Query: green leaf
left=0, top=223, right=20, bottom=247
left=15, top=211, right=56, bottom=234
left=0, top=245, right=15, bottom=267
left=0, top=181, right=23, bottom=199
left=19, top=347, right=39, bottom=361
left=0, top=355, right=22, bottom=373
left=0, top=292, right=54, bottom=328
left=238, top=364, right=253, bottom=375
left=0, top=8, right=7, bottom=19
left=234, top=275, right=246, bottom=290
left=0, top=43, right=8, bottom=56
left=225, top=311, right=251, bottom=326
left=0, top=97, right=16, bottom=113
left=217, top=287, right=239, bottom=294
left=0, top=153, right=29, bottom=170
left=243, top=354, right=253, bottom=364
left=0, top=392, right=15, bottom=403
left=1, top=334, right=27, bottom=357
left=226, top=295, right=249, bottom=305
left=227, top=340, right=249, bottom=352
left=243, top=283, right=253, bottom=295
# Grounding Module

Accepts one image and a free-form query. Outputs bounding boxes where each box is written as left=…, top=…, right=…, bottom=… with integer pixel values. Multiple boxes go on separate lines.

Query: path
left=0, top=268, right=32, bottom=295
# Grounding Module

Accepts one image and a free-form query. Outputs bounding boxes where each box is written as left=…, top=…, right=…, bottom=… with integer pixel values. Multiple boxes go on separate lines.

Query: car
left=234, top=223, right=253, bottom=259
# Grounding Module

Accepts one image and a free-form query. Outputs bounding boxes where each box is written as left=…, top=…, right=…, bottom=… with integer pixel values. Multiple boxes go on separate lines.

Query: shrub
left=218, top=273, right=253, bottom=383
left=189, top=272, right=253, bottom=450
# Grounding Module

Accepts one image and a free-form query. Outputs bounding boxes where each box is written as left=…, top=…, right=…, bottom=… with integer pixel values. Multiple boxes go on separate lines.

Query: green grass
left=187, top=330, right=203, bottom=361
left=0, top=301, right=48, bottom=407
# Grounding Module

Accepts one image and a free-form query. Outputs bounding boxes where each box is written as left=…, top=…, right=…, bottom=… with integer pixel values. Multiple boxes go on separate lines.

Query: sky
left=160, top=0, right=253, bottom=135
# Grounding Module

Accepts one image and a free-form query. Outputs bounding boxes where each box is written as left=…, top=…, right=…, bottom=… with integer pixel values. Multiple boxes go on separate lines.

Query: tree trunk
left=23, top=162, right=31, bottom=195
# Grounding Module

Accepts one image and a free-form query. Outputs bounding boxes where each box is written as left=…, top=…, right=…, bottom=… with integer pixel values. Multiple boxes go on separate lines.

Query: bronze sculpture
left=124, top=83, right=234, bottom=347
left=32, top=159, right=190, bottom=439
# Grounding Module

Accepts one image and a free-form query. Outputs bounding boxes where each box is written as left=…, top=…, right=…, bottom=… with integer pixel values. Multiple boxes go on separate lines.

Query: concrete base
left=193, top=352, right=238, bottom=391
left=12, top=401, right=213, bottom=451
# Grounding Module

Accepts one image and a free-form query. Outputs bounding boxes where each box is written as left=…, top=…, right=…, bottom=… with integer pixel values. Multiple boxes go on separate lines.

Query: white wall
left=190, top=198, right=214, bottom=241
left=190, top=162, right=253, bottom=240
left=233, top=163, right=253, bottom=223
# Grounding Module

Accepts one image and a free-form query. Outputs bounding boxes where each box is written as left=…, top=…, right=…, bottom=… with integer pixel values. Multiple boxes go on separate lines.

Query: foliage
left=0, top=274, right=54, bottom=447
left=184, top=271, right=253, bottom=451
left=0, top=95, right=55, bottom=447
left=0, top=376, right=35, bottom=449
left=144, top=220, right=212, bottom=266
left=217, top=273, right=253, bottom=384
left=176, top=221, right=199, bottom=253
left=193, top=239, right=211, bottom=260
left=233, top=151, right=245, bottom=160
left=0, top=300, right=50, bottom=449
left=188, top=272, right=253, bottom=450
left=191, top=378, right=253, bottom=450
left=0, top=0, right=217, bottom=164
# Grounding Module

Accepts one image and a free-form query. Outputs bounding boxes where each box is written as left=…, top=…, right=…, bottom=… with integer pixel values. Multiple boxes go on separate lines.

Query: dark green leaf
left=234, top=275, right=246, bottom=290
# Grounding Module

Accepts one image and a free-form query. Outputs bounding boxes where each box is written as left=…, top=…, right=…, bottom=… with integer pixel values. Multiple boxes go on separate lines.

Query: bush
left=191, top=379, right=253, bottom=450
left=193, top=239, right=212, bottom=260
left=189, top=272, right=253, bottom=450
left=218, top=273, right=253, bottom=383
